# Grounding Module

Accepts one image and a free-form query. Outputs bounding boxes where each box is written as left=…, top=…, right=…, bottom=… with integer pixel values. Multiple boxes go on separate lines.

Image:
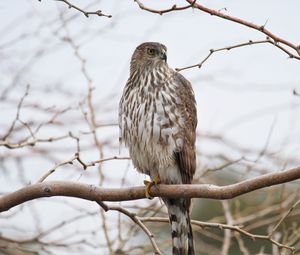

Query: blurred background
left=0, top=0, right=300, bottom=254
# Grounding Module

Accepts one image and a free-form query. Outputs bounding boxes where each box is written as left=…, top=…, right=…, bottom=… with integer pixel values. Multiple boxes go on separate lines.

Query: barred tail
left=164, top=198, right=195, bottom=255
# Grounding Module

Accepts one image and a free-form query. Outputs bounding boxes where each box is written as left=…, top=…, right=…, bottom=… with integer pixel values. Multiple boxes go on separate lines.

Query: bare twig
left=204, top=157, right=244, bottom=173
left=1, top=84, right=30, bottom=140
left=234, top=192, right=298, bottom=226
left=40, top=0, right=112, bottom=18
left=37, top=155, right=77, bottom=183
left=268, top=199, right=300, bottom=238
left=37, top=154, right=130, bottom=182
left=175, top=38, right=295, bottom=72
left=103, top=205, right=163, bottom=255
left=135, top=0, right=196, bottom=15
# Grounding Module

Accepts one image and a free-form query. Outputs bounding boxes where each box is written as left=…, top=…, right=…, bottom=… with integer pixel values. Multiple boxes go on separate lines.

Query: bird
left=119, top=42, right=197, bottom=255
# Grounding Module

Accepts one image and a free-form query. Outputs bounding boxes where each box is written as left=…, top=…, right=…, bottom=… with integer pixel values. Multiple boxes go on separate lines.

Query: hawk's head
left=130, top=42, right=167, bottom=70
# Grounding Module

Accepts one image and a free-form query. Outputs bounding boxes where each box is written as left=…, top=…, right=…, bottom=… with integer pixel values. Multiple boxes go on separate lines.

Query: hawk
left=119, top=42, right=197, bottom=255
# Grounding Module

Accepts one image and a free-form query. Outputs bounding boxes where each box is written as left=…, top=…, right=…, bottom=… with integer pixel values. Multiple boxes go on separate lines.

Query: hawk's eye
left=147, top=48, right=155, bottom=55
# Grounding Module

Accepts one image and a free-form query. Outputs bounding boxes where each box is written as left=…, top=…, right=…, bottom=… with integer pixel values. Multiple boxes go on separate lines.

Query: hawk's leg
left=143, top=175, right=161, bottom=199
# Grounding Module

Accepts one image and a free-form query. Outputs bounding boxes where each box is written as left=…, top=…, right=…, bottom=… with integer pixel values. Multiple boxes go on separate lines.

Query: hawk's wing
left=173, top=72, right=197, bottom=184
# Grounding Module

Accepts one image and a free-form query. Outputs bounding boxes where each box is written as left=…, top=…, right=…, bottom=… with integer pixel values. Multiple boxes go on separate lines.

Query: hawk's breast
left=119, top=70, right=185, bottom=175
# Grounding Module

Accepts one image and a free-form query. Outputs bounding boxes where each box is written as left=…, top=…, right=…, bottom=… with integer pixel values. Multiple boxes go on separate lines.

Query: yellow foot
left=143, top=176, right=161, bottom=200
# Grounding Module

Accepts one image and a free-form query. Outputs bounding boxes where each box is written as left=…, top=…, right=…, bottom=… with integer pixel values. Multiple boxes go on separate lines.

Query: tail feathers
left=164, top=198, right=195, bottom=255
left=187, top=213, right=194, bottom=255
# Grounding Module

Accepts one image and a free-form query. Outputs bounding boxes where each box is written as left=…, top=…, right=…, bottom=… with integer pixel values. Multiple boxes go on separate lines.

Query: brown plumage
left=119, top=42, right=197, bottom=255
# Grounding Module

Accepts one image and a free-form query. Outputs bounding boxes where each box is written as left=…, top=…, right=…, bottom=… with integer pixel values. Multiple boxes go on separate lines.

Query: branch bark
left=0, top=166, right=299, bottom=212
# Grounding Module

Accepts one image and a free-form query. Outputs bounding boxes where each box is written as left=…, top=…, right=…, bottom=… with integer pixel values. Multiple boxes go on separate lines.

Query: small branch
left=36, top=154, right=130, bottom=182
left=176, top=38, right=297, bottom=72
left=1, top=84, right=30, bottom=140
left=39, top=0, right=112, bottom=18
left=134, top=0, right=196, bottom=15
left=37, top=155, right=77, bottom=183
left=268, top=199, right=300, bottom=238
left=1, top=133, right=73, bottom=149
left=0, top=166, right=299, bottom=212
left=204, top=157, right=244, bottom=173
left=106, top=205, right=163, bottom=255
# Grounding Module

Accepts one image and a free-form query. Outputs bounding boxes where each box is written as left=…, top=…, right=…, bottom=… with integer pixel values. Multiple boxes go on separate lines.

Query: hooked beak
left=160, top=48, right=167, bottom=62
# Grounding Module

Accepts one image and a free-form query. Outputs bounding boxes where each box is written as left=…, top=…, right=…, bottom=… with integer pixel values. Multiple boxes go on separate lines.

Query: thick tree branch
left=0, top=166, right=299, bottom=212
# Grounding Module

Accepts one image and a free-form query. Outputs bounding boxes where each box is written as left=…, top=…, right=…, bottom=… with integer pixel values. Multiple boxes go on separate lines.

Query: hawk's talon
left=144, top=180, right=154, bottom=199
left=144, top=176, right=161, bottom=199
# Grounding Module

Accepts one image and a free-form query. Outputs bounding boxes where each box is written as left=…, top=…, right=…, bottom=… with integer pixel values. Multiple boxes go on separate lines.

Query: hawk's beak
left=160, top=48, right=167, bottom=62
